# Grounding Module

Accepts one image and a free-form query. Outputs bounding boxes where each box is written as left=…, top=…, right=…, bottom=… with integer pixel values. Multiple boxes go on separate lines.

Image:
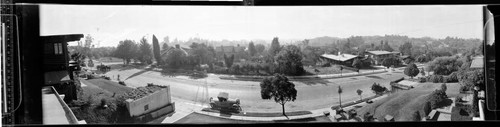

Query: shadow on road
left=125, top=67, right=153, bottom=80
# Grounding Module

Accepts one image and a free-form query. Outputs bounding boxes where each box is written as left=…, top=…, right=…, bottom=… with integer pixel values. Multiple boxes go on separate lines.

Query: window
left=54, top=43, right=63, bottom=55
left=144, top=104, right=149, bottom=111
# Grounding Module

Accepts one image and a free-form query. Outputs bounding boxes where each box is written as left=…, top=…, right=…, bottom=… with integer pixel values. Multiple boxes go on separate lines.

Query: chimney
left=175, top=44, right=180, bottom=49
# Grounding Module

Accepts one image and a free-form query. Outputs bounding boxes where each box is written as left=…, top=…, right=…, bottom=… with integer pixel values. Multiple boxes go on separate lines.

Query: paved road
left=104, top=66, right=406, bottom=113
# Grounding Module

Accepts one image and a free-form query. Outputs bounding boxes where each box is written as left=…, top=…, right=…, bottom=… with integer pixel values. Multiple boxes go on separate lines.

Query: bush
left=451, top=107, right=472, bottom=121
left=418, top=77, right=427, bottom=83
left=371, top=83, right=387, bottom=95
left=427, top=89, right=448, bottom=109
left=427, top=75, right=445, bottom=83
left=447, top=72, right=459, bottom=82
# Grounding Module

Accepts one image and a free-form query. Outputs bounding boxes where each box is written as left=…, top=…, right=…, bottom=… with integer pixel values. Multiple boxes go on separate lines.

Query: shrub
left=427, top=75, right=445, bottom=83
left=447, top=72, right=459, bottom=82
left=100, top=98, right=107, bottom=108
left=428, top=89, right=448, bottom=109
left=371, top=82, right=387, bottom=95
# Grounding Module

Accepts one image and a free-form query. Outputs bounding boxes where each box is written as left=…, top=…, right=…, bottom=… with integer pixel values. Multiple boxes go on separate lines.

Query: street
left=104, top=66, right=406, bottom=112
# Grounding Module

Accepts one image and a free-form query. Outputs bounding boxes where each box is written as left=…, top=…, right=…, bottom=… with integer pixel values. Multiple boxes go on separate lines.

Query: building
left=319, top=52, right=361, bottom=67
left=42, top=34, right=84, bottom=102
left=365, top=50, right=401, bottom=65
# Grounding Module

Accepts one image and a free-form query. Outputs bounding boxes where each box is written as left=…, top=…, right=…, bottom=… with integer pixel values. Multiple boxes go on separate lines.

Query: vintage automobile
left=209, top=92, right=242, bottom=112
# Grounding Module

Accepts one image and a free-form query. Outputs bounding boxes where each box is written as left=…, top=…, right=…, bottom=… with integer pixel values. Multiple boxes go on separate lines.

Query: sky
left=40, top=5, right=483, bottom=47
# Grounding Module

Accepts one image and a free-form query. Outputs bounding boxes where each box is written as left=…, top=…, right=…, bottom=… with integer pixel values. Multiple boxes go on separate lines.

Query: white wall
left=125, top=86, right=172, bottom=117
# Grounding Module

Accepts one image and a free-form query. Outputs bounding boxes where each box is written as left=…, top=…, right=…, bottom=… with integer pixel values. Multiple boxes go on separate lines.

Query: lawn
left=303, top=65, right=355, bottom=75
left=82, top=79, right=134, bottom=94
left=174, top=112, right=331, bottom=123
left=355, top=83, right=460, bottom=121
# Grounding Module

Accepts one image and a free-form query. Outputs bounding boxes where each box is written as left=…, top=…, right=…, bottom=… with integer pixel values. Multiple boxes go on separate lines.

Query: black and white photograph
left=1, top=2, right=498, bottom=125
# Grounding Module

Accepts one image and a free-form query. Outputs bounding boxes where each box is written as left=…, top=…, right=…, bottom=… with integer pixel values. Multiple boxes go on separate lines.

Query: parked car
left=209, top=92, right=242, bottom=112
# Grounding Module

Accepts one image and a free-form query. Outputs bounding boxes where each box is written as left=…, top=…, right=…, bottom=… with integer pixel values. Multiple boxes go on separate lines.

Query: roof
left=366, top=50, right=398, bottom=55
left=41, top=34, right=84, bottom=43
left=320, top=53, right=359, bottom=62
left=470, top=56, right=484, bottom=69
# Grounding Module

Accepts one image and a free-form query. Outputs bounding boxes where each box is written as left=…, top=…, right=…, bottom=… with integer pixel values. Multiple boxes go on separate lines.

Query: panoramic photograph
left=37, top=5, right=488, bottom=123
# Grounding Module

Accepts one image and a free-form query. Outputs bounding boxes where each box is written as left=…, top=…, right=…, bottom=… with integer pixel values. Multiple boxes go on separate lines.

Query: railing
left=45, top=86, right=79, bottom=124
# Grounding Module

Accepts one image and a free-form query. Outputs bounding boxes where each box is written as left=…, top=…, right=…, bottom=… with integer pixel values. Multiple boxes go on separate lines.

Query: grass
left=201, top=108, right=312, bottom=117
left=303, top=65, right=355, bottom=75
left=82, top=79, right=134, bottom=94
left=174, top=112, right=331, bottom=123
left=356, top=83, right=460, bottom=121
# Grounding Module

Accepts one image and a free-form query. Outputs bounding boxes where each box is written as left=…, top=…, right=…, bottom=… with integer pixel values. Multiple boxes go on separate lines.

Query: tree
left=248, top=42, right=257, bottom=56
left=426, top=56, right=462, bottom=75
left=382, top=41, right=394, bottom=52
left=404, top=63, right=420, bottom=79
left=356, top=89, right=363, bottom=101
left=413, top=111, right=422, bottom=121
left=399, top=41, right=413, bottom=56
left=164, top=45, right=188, bottom=68
left=423, top=101, right=432, bottom=116
left=138, top=37, right=153, bottom=64
left=114, top=39, right=138, bottom=65
left=371, top=82, right=387, bottom=95
left=428, top=89, right=448, bottom=109
left=269, top=37, right=281, bottom=57
left=152, top=35, right=162, bottom=65
left=338, top=85, right=343, bottom=108
left=352, top=58, right=362, bottom=69
left=381, top=57, right=401, bottom=69
left=260, top=74, right=298, bottom=116
left=441, top=83, right=447, bottom=92
left=274, top=45, right=305, bottom=76
left=162, top=43, right=169, bottom=52
left=255, top=44, right=266, bottom=54
left=416, top=54, right=431, bottom=63
left=224, top=54, right=234, bottom=68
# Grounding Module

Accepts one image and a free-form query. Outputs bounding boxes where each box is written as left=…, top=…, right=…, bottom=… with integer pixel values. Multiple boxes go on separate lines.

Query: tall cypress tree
left=152, top=35, right=162, bottom=65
